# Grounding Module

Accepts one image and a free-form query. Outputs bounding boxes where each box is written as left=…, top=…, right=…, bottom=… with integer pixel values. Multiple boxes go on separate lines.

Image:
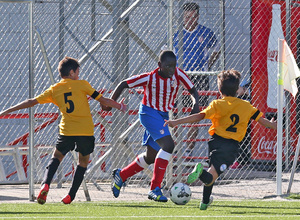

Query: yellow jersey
left=35, top=79, right=102, bottom=136
left=201, top=96, right=263, bottom=142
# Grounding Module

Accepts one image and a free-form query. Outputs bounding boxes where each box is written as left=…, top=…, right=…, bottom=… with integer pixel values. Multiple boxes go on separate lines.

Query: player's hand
left=164, top=119, right=177, bottom=128
left=270, top=117, right=276, bottom=123
left=270, top=117, right=277, bottom=129
left=119, top=98, right=127, bottom=113
left=100, top=104, right=112, bottom=111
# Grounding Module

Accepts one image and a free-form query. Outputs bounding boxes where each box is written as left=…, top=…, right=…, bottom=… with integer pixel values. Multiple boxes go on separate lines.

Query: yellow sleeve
left=82, top=80, right=102, bottom=100
left=35, top=87, right=54, bottom=104
left=200, top=100, right=216, bottom=119
left=252, top=110, right=263, bottom=121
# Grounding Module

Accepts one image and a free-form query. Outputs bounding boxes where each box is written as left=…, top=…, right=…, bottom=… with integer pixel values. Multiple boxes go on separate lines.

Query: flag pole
left=277, top=39, right=285, bottom=196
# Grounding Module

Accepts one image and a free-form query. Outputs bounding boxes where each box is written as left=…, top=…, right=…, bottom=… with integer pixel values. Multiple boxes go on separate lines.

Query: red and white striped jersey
left=126, top=67, right=194, bottom=112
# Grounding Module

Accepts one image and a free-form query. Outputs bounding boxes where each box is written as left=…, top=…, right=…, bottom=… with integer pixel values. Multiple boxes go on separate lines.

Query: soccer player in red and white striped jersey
left=103, top=50, right=199, bottom=202
left=126, top=64, right=193, bottom=112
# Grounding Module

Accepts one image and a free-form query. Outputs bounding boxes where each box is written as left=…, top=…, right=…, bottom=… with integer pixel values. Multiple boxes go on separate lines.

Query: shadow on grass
left=212, top=204, right=300, bottom=210
left=86, top=201, right=194, bottom=209
left=0, top=211, right=67, bottom=215
left=0, top=195, right=27, bottom=201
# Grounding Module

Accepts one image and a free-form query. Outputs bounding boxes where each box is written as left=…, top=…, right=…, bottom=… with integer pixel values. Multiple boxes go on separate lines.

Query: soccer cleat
left=200, top=196, right=213, bottom=210
left=148, top=186, right=168, bottom=202
left=187, top=163, right=203, bottom=184
left=61, top=195, right=72, bottom=204
left=111, top=168, right=125, bottom=198
left=37, top=183, right=49, bottom=205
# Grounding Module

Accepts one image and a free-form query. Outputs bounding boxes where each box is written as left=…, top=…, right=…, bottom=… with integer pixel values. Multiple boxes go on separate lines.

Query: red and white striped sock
left=150, top=149, right=171, bottom=190
left=120, top=153, right=148, bottom=181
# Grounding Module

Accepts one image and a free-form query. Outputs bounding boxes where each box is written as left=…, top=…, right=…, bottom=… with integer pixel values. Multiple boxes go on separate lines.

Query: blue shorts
left=139, top=104, right=171, bottom=151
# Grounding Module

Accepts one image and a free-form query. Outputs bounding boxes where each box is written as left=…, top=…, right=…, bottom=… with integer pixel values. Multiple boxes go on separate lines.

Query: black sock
left=202, top=184, right=214, bottom=204
left=68, top=165, right=87, bottom=201
left=199, top=170, right=213, bottom=185
left=43, top=158, right=60, bottom=186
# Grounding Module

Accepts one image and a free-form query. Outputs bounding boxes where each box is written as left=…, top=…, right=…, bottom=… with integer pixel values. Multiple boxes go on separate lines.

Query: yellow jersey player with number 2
left=164, top=69, right=277, bottom=210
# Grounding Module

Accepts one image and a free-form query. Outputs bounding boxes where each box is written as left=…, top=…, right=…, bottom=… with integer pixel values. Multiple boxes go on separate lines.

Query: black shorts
left=56, top=135, right=95, bottom=156
left=207, top=134, right=239, bottom=175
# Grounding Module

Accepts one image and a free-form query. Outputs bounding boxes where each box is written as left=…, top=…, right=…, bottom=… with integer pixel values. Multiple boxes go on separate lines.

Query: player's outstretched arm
left=97, top=96, right=127, bottom=113
left=101, top=80, right=129, bottom=111
left=257, top=117, right=277, bottom=130
left=164, top=113, right=205, bottom=128
left=0, top=99, right=39, bottom=116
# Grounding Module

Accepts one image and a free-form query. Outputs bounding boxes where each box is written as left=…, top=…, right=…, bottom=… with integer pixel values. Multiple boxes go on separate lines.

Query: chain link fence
left=0, top=0, right=299, bottom=203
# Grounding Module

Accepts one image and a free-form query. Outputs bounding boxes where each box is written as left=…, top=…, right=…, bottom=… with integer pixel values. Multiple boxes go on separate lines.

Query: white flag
left=279, top=40, right=300, bottom=98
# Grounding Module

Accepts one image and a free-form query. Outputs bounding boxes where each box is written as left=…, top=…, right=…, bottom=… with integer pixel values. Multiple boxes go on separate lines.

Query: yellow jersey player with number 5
left=164, top=69, right=277, bottom=210
left=0, top=57, right=127, bottom=205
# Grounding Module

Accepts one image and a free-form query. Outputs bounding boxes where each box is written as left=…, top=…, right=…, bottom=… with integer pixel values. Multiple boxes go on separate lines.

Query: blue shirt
left=174, top=24, right=217, bottom=71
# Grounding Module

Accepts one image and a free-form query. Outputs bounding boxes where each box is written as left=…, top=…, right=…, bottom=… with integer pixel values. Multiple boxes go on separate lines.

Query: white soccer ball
left=170, top=183, right=192, bottom=205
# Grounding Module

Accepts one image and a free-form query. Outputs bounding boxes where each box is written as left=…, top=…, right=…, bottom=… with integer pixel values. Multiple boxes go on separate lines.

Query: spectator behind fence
left=173, top=2, right=220, bottom=158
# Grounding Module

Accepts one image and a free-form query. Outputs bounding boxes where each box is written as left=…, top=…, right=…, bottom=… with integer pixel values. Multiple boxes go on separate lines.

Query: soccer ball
left=170, top=183, right=192, bottom=205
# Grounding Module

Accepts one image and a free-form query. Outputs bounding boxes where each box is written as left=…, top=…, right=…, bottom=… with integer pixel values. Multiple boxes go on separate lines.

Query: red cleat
left=61, top=195, right=72, bottom=204
left=37, top=184, right=49, bottom=205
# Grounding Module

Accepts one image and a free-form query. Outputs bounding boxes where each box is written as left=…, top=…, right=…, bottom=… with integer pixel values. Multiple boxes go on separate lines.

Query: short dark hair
left=218, top=69, right=241, bottom=97
left=183, top=2, right=199, bottom=14
left=58, top=57, right=80, bottom=77
left=159, top=50, right=176, bottom=63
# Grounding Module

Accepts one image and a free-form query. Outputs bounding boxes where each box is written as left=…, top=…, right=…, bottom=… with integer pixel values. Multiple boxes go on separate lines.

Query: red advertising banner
left=251, top=0, right=299, bottom=161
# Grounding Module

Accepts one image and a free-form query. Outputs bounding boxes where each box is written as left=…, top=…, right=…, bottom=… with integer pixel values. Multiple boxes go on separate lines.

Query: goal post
left=0, top=0, right=36, bottom=201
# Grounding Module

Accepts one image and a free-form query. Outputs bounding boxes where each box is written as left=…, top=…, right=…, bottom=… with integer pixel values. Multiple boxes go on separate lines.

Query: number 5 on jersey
left=64, top=92, right=74, bottom=113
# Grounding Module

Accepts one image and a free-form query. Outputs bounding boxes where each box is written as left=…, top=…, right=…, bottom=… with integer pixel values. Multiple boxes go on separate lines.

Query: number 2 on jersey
left=64, top=92, right=75, bottom=113
left=226, top=114, right=239, bottom=132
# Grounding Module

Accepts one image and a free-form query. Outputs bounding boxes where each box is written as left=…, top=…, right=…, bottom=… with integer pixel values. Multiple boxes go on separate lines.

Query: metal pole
left=35, top=28, right=55, bottom=85
left=57, top=0, right=65, bottom=188
left=59, top=0, right=65, bottom=62
left=286, top=0, right=291, bottom=45
left=0, top=0, right=32, bottom=2
left=166, top=0, right=174, bottom=190
left=167, top=0, right=173, bottom=50
left=79, top=0, right=142, bottom=65
left=28, top=0, right=35, bottom=202
left=177, top=0, right=184, bottom=69
left=219, top=0, right=225, bottom=70
left=287, top=135, right=300, bottom=194
left=283, top=0, right=291, bottom=171
left=91, top=0, right=96, bottom=41
left=277, top=39, right=284, bottom=197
